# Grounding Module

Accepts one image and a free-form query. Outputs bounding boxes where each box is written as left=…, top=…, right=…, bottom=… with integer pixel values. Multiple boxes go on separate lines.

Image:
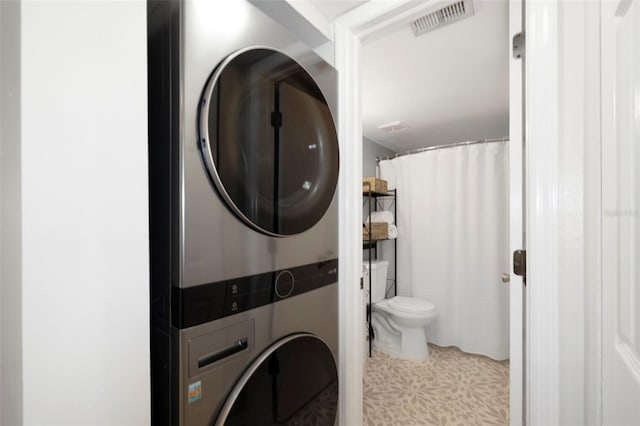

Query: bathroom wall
left=362, top=137, right=395, bottom=179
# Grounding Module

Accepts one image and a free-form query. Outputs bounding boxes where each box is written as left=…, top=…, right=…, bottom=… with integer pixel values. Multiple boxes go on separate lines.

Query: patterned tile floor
left=363, top=344, right=509, bottom=426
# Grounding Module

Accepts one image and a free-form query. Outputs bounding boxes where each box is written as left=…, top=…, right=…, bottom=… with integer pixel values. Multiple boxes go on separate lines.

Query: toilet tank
left=363, top=260, right=389, bottom=303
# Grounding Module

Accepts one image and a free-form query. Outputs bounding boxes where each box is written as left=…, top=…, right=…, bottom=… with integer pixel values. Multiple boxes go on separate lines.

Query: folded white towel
left=387, top=224, right=398, bottom=239
left=366, top=211, right=394, bottom=224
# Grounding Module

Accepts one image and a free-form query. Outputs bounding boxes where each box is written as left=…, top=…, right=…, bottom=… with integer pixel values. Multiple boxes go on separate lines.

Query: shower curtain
left=379, top=141, right=510, bottom=360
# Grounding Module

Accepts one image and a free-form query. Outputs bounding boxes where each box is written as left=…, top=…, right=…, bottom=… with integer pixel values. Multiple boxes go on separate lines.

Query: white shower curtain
left=379, top=141, right=510, bottom=360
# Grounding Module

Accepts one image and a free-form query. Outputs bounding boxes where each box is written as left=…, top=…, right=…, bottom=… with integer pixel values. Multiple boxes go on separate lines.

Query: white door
left=601, top=0, right=640, bottom=424
left=509, top=0, right=525, bottom=424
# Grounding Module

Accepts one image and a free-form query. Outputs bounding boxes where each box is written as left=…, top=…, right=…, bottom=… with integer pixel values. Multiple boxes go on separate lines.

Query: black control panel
left=172, top=259, right=338, bottom=329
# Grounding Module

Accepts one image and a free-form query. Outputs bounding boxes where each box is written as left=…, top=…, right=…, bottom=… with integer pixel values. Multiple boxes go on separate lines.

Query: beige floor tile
left=364, top=344, right=509, bottom=426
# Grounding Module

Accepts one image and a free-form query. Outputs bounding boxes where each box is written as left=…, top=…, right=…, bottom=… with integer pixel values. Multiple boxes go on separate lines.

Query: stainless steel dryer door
left=214, top=333, right=338, bottom=425
left=199, top=48, right=340, bottom=237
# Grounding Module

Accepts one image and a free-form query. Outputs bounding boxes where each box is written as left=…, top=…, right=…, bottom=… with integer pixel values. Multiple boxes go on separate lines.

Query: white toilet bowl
left=364, top=260, right=437, bottom=360
left=372, top=296, right=436, bottom=360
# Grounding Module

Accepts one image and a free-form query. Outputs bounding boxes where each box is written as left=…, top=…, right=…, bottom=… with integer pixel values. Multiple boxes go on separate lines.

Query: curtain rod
left=376, top=137, right=509, bottom=163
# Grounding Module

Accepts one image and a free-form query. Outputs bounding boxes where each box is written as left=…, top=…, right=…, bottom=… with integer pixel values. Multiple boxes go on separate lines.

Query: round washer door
left=214, top=333, right=338, bottom=425
left=199, top=48, right=339, bottom=237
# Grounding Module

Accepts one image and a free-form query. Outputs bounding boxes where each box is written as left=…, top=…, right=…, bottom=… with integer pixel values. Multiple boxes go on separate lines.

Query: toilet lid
left=387, top=296, right=435, bottom=313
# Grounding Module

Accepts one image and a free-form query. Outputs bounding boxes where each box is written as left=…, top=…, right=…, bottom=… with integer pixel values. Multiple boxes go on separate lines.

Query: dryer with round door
left=147, top=0, right=339, bottom=425
left=216, top=334, right=338, bottom=425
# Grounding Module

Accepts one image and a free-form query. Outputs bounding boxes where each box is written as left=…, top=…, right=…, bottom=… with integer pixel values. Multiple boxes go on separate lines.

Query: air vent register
left=410, top=0, right=475, bottom=36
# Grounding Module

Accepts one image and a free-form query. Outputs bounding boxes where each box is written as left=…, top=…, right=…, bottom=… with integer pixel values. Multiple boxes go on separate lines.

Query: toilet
left=365, top=260, right=437, bottom=360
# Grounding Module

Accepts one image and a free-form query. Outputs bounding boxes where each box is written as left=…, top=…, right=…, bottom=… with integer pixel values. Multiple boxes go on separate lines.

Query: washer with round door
left=148, top=1, right=340, bottom=425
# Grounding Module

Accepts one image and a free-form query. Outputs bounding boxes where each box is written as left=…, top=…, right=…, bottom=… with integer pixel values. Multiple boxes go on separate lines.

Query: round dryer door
left=214, top=333, right=338, bottom=426
left=199, top=47, right=339, bottom=237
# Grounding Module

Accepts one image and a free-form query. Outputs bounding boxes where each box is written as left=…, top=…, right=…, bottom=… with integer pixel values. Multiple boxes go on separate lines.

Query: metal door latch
left=513, top=32, right=525, bottom=59
left=513, top=249, right=526, bottom=283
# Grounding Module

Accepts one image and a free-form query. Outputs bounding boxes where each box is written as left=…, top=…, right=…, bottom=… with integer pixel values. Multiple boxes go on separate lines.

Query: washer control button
left=275, top=270, right=295, bottom=298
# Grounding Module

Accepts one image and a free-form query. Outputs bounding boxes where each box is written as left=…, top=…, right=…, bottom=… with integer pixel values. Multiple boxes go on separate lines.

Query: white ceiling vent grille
left=410, top=0, right=475, bottom=36
left=378, top=121, right=410, bottom=133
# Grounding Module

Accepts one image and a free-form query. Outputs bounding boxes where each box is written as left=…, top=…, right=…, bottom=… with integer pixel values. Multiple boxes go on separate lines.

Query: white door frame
left=524, top=1, right=561, bottom=425
left=335, top=1, right=564, bottom=424
left=508, top=0, right=525, bottom=422
left=334, top=3, right=456, bottom=424
left=521, top=1, right=604, bottom=424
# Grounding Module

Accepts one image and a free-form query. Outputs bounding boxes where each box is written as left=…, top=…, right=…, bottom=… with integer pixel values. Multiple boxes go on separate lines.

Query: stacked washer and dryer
left=148, top=1, right=340, bottom=424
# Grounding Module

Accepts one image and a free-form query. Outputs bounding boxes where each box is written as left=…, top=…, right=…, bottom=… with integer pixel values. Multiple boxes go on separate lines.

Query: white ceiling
left=307, top=0, right=368, bottom=21
left=312, top=0, right=509, bottom=153
left=361, top=0, right=509, bottom=152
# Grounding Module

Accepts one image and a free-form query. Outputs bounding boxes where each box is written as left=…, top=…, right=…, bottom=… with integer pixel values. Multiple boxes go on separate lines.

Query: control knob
left=275, top=270, right=294, bottom=298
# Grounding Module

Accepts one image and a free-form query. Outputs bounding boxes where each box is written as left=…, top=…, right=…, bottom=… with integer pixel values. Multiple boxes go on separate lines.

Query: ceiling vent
left=378, top=121, right=410, bottom=133
left=410, top=0, right=475, bottom=36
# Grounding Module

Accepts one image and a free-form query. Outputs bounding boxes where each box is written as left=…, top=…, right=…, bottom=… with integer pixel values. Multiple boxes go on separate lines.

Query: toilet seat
left=387, top=296, right=435, bottom=314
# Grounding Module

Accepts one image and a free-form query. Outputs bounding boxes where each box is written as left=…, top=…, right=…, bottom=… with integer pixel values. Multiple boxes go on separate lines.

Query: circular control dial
left=275, top=270, right=294, bottom=298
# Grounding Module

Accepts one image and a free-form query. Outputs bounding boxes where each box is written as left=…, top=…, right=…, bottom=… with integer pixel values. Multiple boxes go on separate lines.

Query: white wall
left=1, top=1, right=150, bottom=424
left=250, top=0, right=335, bottom=66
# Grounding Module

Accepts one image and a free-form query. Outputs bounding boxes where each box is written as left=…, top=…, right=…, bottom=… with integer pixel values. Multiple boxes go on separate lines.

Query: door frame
left=334, top=3, right=452, bottom=424
left=334, top=1, right=535, bottom=424
left=509, top=0, right=525, bottom=422
left=524, top=1, right=560, bottom=424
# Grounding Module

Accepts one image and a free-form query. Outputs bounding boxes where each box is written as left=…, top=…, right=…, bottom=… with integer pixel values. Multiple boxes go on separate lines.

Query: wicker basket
left=362, top=177, right=388, bottom=194
left=363, top=222, right=389, bottom=240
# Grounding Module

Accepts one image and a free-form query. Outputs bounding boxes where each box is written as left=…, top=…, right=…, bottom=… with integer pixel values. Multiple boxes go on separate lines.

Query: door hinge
left=360, top=276, right=364, bottom=290
left=513, top=249, right=526, bottom=283
left=512, top=32, right=525, bottom=59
